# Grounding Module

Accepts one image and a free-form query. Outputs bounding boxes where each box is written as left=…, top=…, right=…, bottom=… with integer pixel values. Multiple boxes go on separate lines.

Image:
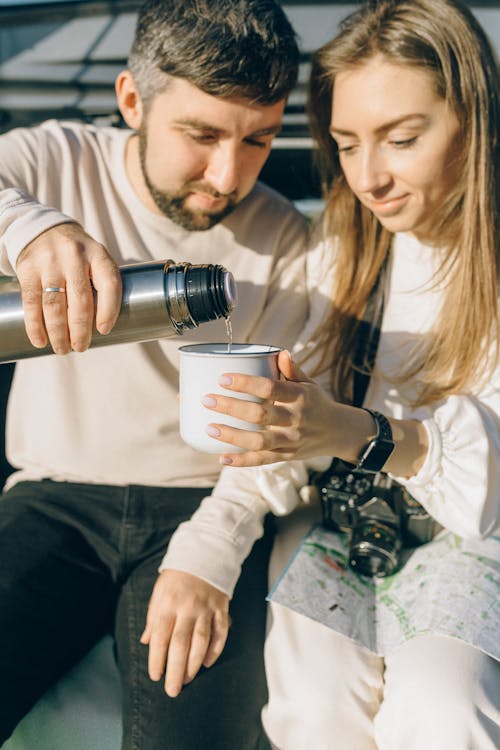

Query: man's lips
left=187, top=191, right=230, bottom=211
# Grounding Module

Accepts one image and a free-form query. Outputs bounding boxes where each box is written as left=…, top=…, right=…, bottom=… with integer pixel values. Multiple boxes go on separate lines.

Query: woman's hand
left=202, top=350, right=429, bottom=477
left=203, top=350, right=340, bottom=467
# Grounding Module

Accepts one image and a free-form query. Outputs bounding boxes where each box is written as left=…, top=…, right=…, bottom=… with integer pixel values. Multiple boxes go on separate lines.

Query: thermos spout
left=0, top=259, right=237, bottom=363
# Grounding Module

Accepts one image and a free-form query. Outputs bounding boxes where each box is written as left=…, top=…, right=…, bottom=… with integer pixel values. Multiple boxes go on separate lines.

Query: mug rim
left=178, top=342, right=281, bottom=357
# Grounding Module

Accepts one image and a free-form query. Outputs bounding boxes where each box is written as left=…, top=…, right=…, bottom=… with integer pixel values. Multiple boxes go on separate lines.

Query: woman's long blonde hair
left=306, top=0, right=500, bottom=406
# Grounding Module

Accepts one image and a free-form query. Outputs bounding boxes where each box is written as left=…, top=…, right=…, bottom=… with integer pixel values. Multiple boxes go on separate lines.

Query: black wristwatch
left=356, top=409, right=395, bottom=473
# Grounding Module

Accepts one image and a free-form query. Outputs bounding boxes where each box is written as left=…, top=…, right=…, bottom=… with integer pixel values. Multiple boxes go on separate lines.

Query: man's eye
left=188, top=133, right=217, bottom=143
left=244, top=138, right=269, bottom=149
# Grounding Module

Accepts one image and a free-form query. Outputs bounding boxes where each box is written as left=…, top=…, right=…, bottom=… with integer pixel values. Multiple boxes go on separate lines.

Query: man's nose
left=205, top=145, right=239, bottom=195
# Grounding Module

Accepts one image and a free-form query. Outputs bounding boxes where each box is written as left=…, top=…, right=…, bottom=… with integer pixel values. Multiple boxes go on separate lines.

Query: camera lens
left=349, top=519, right=401, bottom=577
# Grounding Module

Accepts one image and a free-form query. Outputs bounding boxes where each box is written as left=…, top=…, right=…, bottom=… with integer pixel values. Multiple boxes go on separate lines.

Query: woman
left=198, top=0, right=500, bottom=747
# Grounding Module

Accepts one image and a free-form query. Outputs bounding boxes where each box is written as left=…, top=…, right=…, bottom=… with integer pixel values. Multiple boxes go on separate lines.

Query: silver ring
left=43, top=286, right=66, bottom=293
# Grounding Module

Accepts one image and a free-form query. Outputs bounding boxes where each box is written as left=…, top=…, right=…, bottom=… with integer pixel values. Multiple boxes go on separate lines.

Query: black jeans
left=0, top=480, right=273, bottom=750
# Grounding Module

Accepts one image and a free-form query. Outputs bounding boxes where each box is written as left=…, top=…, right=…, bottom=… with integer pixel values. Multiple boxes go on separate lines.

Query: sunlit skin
left=116, top=72, right=285, bottom=230
left=201, top=57, right=462, bottom=470
left=331, top=55, right=462, bottom=243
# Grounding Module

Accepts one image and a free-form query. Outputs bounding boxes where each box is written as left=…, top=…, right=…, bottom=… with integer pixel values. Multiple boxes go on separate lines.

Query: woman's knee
left=264, top=605, right=383, bottom=750
left=375, top=636, right=500, bottom=750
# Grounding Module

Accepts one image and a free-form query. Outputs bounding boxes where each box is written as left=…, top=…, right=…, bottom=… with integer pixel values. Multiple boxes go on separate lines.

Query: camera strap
left=314, top=261, right=387, bottom=477
left=352, top=259, right=387, bottom=408
left=314, top=254, right=440, bottom=563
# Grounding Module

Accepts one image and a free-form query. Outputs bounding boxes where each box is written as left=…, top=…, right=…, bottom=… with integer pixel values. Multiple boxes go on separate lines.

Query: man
left=0, top=1, right=309, bottom=748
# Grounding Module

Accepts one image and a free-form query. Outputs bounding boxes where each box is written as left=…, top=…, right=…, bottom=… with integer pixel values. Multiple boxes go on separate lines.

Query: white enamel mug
left=178, top=342, right=281, bottom=453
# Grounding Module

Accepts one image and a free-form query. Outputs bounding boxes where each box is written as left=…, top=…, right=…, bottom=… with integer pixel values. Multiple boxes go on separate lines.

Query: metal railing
left=1, top=1, right=499, bottom=199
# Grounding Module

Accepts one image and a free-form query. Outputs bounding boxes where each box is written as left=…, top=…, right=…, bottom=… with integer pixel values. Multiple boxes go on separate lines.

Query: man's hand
left=140, top=570, right=230, bottom=698
left=16, top=222, right=122, bottom=354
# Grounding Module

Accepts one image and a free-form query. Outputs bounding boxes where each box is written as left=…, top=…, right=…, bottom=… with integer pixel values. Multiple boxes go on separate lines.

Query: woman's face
left=330, top=55, right=462, bottom=242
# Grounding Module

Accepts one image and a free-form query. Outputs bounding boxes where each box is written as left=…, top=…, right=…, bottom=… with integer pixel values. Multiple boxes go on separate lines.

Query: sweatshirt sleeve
left=159, top=457, right=330, bottom=597
left=0, top=125, right=78, bottom=275
left=391, top=385, right=500, bottom=540
left=159, top=237, right=333, bottom=596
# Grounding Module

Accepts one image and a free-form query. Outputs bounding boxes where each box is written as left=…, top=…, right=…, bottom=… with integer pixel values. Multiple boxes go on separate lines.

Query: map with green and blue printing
left=268, top=525, right=500, bottom=659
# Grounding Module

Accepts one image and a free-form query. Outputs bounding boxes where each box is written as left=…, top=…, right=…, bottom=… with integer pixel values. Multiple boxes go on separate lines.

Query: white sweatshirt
left=163, top=233, right=500, bottom=595
left=0, top=119, right=310, bottom=491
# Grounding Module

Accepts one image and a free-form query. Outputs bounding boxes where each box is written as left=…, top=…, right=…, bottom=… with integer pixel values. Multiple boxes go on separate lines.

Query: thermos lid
left=223, top=271, right=238, bottom=310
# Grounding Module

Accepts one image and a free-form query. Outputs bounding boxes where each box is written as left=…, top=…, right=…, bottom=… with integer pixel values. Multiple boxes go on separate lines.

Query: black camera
left=311, top=459, right=440, bottom=577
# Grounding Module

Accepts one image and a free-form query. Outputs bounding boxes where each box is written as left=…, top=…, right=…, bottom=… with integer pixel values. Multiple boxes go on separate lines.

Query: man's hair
left=128, top=0, right=299, bottom=106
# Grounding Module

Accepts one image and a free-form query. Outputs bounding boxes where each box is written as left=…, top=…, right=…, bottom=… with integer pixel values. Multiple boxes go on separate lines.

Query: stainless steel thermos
left=0, top=259, right=237, bottom=363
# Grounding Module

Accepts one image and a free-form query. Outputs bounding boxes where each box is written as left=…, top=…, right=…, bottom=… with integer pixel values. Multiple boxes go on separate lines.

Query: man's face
left=131, top=77, right=285, bottom=230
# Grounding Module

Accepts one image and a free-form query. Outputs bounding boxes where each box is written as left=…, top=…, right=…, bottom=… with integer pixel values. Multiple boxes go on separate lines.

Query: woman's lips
left=368, top=194, right=410, bottom=215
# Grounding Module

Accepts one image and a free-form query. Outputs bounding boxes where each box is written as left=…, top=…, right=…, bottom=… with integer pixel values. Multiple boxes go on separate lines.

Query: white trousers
left=262, top=506, right=500, bottom=750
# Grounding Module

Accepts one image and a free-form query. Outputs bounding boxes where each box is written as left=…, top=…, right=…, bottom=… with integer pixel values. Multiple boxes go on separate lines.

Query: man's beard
left=138, top=128, right=238, bottom=231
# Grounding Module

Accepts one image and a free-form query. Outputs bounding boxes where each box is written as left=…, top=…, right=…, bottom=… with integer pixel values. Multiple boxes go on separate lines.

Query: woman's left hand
left=202, top=350, right=338, bottom=466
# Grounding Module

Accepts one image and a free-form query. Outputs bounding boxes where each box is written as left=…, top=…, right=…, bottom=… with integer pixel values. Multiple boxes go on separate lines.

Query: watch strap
left=356, top=408, right=394, bottom=472
left=363, top=408, right=392, bottom=442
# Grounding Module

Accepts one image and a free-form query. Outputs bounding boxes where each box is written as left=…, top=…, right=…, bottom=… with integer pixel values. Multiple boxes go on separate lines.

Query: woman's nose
left=354, top=148, right=391, bottom=194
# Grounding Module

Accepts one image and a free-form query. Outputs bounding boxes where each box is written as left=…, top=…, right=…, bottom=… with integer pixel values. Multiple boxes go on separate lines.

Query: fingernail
left=220, top=456, right=233, bottom=465
left=206, top=425, right=221, bottom=437
left=71, top=341, right=88, bottom=353
left=97, top=322, right=110, bottom=335
left=219, top=375, right=232, bottom=386
left=202, top=396, right=217, bottom=408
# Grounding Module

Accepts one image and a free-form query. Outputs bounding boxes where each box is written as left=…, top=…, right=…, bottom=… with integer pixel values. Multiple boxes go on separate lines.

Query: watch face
left=358, top=438, right=394, bottom=472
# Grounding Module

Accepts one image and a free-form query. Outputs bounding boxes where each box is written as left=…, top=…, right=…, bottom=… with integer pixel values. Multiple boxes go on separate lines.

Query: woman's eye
left=337, top=145, right=356, bottom=154
left=390, top=137, right=418, bottom=149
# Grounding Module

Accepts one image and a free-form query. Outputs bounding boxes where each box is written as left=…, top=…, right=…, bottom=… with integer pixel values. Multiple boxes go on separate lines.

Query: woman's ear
left=115, top=70, right=143, bottom=130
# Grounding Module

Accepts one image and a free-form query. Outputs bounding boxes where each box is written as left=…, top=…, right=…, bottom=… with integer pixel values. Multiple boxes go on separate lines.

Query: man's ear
left=115, top=70, right=143, bottom=130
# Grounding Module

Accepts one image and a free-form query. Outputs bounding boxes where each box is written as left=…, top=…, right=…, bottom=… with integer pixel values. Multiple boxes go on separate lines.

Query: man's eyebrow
left=174, top=119, right=223, bottom=132
left=330, top=114, right=430, bottom=137
left=249, top=125, right=282, bottom=137
left=174, top=119, right=282, bottom=137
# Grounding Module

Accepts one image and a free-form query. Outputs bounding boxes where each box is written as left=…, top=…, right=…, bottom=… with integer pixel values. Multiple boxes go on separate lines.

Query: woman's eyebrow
left=330, top=113, right=430, bottom=137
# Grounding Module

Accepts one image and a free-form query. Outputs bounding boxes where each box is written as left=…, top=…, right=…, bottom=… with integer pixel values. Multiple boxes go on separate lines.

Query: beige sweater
left=0, top=119, right=310, bottom=489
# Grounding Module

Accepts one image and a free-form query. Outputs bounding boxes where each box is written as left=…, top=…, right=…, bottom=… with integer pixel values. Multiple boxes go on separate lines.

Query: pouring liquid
left=225, top=316, right=233, bottom=354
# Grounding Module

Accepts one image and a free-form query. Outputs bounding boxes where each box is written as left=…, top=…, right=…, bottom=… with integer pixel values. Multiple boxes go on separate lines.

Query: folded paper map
left=268, top=524, right=500, bottom=659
